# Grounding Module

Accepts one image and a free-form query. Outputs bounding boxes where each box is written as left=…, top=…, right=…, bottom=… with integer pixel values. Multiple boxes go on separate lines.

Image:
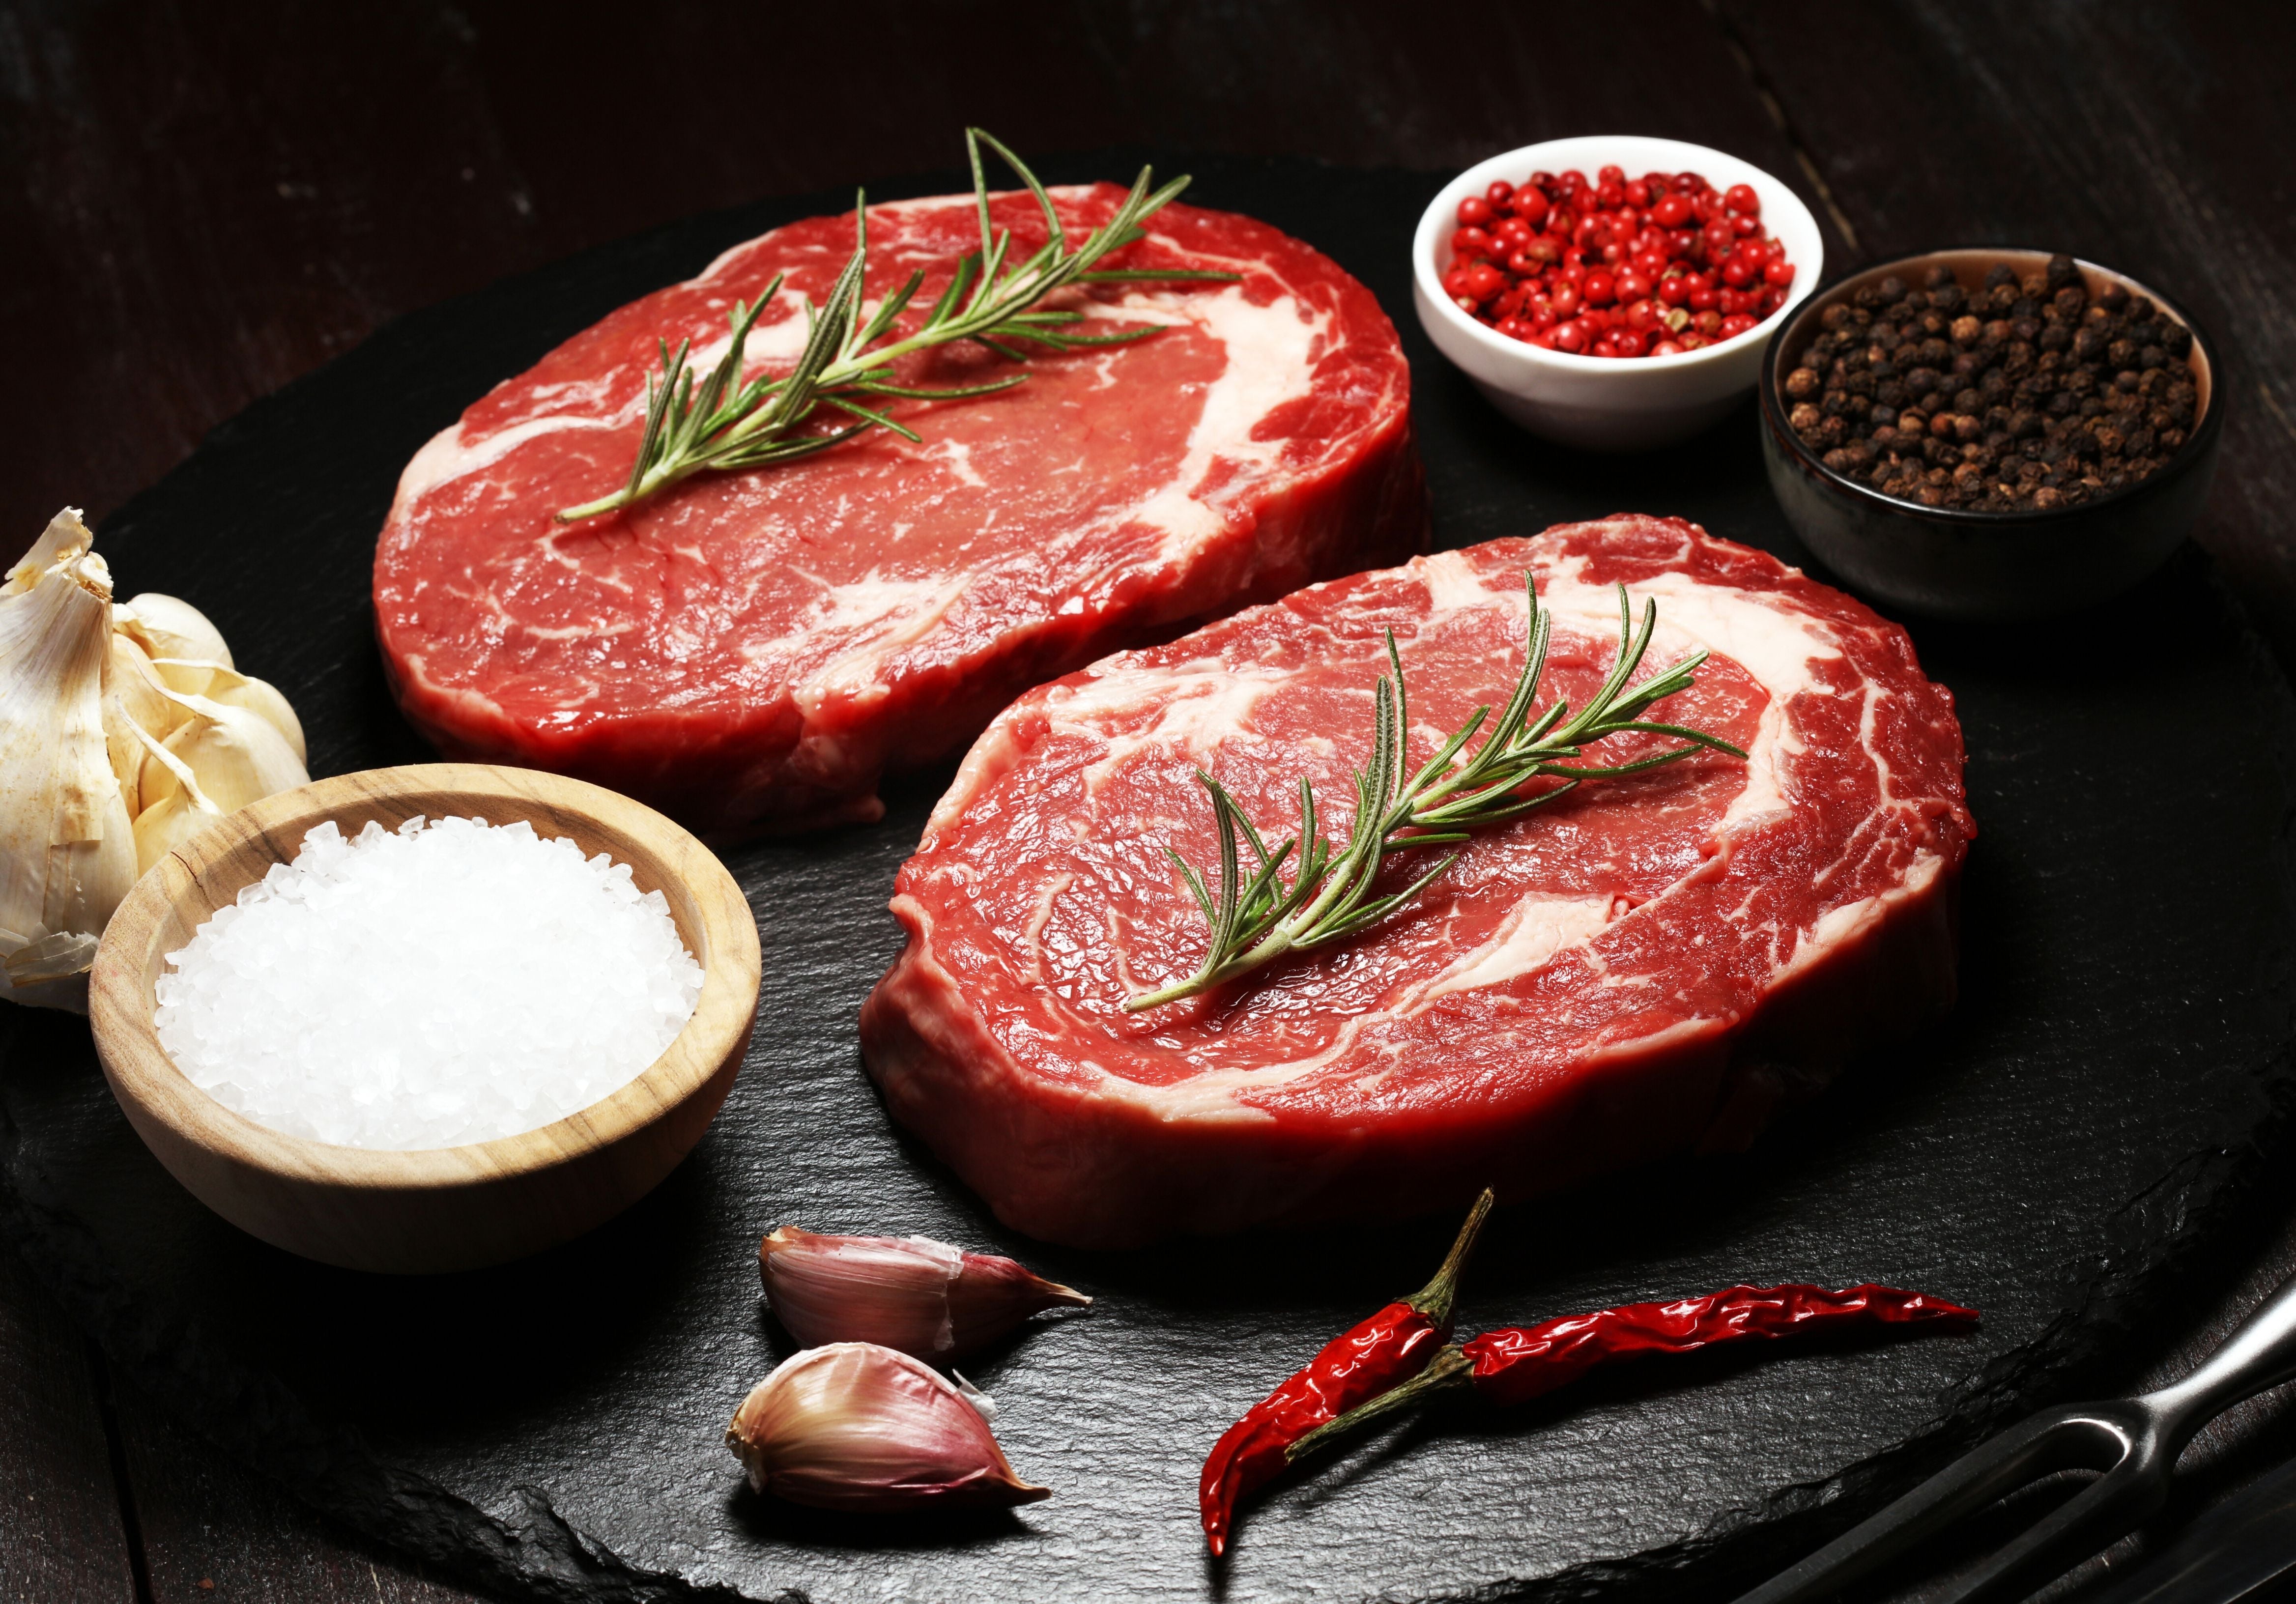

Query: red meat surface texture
left=373, top=183, right=1424, bottom=833
left=861, top=517, right=1974, bottom=1247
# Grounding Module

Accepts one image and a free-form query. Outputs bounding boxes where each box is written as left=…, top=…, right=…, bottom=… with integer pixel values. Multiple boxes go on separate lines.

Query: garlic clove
left=760, top=1226, right=1091, bottom=1361
left=139, top=693, right=309, bottom=816
left=197, top=666, right=307, bottom=763
left=724, top=1342, right=1050, bottom=1512
left=944, top=1244, right=1094, bottom=1356
left=146, top=656, right=221, bottom=696
left=132, top=786, right=224, bottom=876
left=119, top=592, right=231, bottom=670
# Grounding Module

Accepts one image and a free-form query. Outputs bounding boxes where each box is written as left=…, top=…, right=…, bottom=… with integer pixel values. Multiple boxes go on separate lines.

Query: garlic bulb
left=0, top=513, right=140, bottom=1010
left=724, top=1343, right=1050, bottom=1512
left=760, top=1226, right=1091, bottom=1361
left=0, top=509, right=311, bottom=1010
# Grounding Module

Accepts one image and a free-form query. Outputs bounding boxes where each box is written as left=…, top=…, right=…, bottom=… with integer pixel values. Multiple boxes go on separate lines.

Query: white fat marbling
left=1413, top=548, right=1839, bottom=833
left=1417, top=894, right=1617, bottom=1003
left=1107, top=285, right=1330, bottom=558
left=784, top=572, right=969, bottom=710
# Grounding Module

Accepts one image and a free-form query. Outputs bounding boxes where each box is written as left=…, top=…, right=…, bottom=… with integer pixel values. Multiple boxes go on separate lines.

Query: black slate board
left=5, top=154, right=2296, bottom=1604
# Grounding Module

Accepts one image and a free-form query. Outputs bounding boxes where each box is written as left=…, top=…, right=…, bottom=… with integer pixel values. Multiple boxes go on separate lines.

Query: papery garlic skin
left=0, top=513, right=139, bottom=1011
left=100, top=635, right=168, bottom=816
left=760, top=1226, right=1091, bottom=1361
left=724, top=1342, right=1049, bottom=1512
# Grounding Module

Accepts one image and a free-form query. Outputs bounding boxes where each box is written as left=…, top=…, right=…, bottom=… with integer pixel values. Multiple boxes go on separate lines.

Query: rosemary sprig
left=1123, top=580, right=1746, bottom=1012
left=557, top=129, right=1236, bottom=521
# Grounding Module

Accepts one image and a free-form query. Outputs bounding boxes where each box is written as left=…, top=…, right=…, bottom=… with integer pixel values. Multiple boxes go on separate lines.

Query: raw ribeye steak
left=374, top=184, right=1424, bottom=833
left=861, top=517, right=1974, bottom=1248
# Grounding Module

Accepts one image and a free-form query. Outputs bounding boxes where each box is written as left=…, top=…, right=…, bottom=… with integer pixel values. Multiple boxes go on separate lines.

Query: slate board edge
left=4, top=153, right=2295, bottom=1603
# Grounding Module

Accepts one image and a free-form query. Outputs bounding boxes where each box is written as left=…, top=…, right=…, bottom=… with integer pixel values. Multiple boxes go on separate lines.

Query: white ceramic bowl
left=1413, top=135, right=1825, bottom=452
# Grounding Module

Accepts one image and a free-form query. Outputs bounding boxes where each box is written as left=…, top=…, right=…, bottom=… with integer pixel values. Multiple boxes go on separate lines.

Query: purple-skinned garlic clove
left=759, top=1225, right=1090, bottom=1361
left=724, top=1342, right=1050, bottom=1512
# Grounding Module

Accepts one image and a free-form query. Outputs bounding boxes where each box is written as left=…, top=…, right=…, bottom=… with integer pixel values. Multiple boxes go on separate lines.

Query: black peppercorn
left=1790, top=258, right=2200, bottom=511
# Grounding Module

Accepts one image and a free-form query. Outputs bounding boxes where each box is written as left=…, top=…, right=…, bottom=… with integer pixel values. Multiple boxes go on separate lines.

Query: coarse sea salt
left=153, top=815, right=705, bottom=1150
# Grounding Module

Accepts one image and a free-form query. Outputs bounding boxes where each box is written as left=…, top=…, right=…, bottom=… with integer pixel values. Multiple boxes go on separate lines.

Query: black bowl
left=1757, top=248, right=2223, bottom=622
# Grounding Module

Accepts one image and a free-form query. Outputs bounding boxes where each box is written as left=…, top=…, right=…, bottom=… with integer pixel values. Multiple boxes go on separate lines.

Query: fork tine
left=1732, top=1410, right=2104, bottom=1604
left=1925, top=1455, right=2171, bottom=1604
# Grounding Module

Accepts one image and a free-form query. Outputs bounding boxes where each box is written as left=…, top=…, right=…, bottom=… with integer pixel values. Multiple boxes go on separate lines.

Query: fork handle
left=2140, top=1266, right=2296, bottom=1448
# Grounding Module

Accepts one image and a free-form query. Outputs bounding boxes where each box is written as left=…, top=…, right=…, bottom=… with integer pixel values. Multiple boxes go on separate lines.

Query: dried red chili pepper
left=1288, top=1282, right=1980, bottom=1464
left=1197, top=1189, right=1493, bottom=1556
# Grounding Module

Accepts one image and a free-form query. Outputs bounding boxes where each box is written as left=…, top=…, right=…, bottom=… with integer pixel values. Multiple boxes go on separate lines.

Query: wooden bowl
left=87, top=763, right=761, bottom=1274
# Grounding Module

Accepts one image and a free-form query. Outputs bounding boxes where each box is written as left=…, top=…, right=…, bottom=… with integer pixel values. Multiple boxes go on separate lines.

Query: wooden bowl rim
left=88, top=763, right=762, bottom=1192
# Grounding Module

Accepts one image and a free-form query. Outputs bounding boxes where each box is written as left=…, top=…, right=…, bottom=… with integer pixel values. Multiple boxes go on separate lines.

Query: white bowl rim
left=1413, top=134, right=1826, bottom=373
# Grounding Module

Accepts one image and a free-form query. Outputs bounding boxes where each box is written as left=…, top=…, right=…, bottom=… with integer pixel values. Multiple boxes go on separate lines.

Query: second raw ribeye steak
left=861, top=517, right=1974, bottom=1247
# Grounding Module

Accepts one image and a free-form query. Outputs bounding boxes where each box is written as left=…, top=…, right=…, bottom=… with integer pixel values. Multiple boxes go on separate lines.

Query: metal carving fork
left=1736, top=1267, right=2296, bottom=1604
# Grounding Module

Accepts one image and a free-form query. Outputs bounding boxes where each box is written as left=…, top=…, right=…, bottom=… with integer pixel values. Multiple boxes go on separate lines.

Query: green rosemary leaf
left=556, top=130, right=1240, bottom=522
left=851, top=376, right=1030, bottom=402
left=819, top=395, right=922, bottom=441
left=1122, top=578, right=1750, bottom=1012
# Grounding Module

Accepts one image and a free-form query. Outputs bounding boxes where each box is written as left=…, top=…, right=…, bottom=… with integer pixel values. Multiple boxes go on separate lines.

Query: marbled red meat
left=860, top=518, right=1974, bottom=1247
left=373, top=184, right=1423, bottom=833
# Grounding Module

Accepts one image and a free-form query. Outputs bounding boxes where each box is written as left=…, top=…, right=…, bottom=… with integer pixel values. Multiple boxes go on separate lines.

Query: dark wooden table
left=6, top=3, right=2296, bottom=1599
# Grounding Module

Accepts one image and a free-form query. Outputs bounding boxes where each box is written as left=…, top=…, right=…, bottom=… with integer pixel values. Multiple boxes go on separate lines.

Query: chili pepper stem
left=1407, top=1188, right=1495, bottom=1327
left=1285, top=1346, right=1475, bottom=1465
